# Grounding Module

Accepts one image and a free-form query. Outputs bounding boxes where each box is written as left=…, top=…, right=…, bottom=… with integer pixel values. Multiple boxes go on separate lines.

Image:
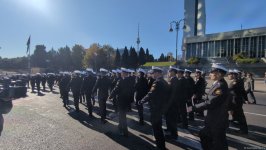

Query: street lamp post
left=169, top=19, right=186, bottom=66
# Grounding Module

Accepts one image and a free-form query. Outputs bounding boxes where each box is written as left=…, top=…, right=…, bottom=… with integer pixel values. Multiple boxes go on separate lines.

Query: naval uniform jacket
left=140, top=77, right=170, bottom=122
left=193, top=78, right=229, bottom=129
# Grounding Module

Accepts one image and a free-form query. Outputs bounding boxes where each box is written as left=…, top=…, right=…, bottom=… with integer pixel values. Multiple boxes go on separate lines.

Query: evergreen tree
left=138, top=47, right=146, bottom=65
left=121, top=46, right=129, bottom=67
left=145, top=48, right=150, bottom=61
left=114, top=49, right=121, bottom=67
left=129, top=47, right=138, bottom=69
left=159, top=53, right=165, bottom=62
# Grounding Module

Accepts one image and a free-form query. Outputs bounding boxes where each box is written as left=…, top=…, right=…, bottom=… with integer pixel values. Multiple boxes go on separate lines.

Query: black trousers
left=62, top=90, right=69, bottom=106
left=178, top=103, right=188, bottom=128
left=118, top=108, right=128, bottom=135
left=165, top=106, right=178, bottom=137
left=85, top=92, right=93, bottom=115
left=233, top=106, right=248, bottom=133
left=73, top=92, right=80, bottom=111
left=98, top=97, right=107, bottom=120
left=199, top=126, right=228, bottom=150
left=136, top=103, right=144, bottom=123
left=151, top=114, right=166, bottom=150
left=0, top=114, right=3, bottom=136
left=187, top=100, right=194, bottom=120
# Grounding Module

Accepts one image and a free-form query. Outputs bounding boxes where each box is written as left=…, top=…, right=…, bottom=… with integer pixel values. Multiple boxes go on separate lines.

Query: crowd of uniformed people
left=0, top=63, right=258, bottom=150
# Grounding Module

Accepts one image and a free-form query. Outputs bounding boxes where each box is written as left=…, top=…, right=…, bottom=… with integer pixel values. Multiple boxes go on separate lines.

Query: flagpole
left=27, top=35, right=31, bottom=75
left=28, top=46, right=31, bottom=75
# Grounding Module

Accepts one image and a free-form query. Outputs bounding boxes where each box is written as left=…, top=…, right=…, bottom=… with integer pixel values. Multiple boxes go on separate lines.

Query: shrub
left=187, top=57, right=200, bottom=65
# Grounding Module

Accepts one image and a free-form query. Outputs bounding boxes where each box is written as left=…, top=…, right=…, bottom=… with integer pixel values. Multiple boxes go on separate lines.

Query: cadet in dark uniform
left=127, top=70, right=136, bottom=111
left=82, top=68, right=96, bottom=117
left=147, top=70, right=155, bottom=90
left=111, top=69, right=122, bottom=113
left=41, top=74, right=47, bottom=91
left=192, top=69, right=206, bottom=117
left=228, top=69, right=248, bottom=134
left=35, top=73, right=42, bottom=94
left=30, top=75, right=36, bottom=92
left=176, top=68, right=188, bottom=129
left=47, top=73, right=55, bottom=92
left=109, top=68, right=132, bottom=136
left=139, top=66, right=170, bottom=150
left=188, top=63, right=229, bottom=150
left=184, top=69, right=195, bottom=120
left=59, top=73, right=71, bottom=107
left=92, top=68, right=111, bottom=123
left=69, top=71, right=83, bottom=112
left=165, top=66, right=179, bottom=139
left=134, top=68, right=149, bottom=125
left=235, top=70, right=249, bottom=104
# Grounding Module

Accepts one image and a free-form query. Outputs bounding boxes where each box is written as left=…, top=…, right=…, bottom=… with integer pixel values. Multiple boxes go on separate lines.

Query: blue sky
left=0, top=0, right=266, bottom=59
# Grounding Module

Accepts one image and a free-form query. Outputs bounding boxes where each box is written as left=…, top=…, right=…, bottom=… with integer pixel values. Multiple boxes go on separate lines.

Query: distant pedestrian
left=264, top=72, right=266, bottom=84
left=245, top=72, right=256, bottom=104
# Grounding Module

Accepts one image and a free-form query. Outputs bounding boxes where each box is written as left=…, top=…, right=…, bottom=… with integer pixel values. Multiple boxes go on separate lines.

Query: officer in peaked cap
left=92, top=68, right=111, bottom=123
left=134, top=68, right=149, bottom=125
left=109, top=67, right=132, bottom=136
left=69, top=70, right=83, bottom=112
left=139, top=66, right=170, bottom=150
left=164, top=66, right=179, bottom=139
left=192, top=68, right=206, bottom=117
left=188, top=63, right=230, bottom=150
left=184, top=69, right=195, bottom=121
left=175, top=67, right=188, bottom=129
left=81, top=68, right=96, bottom=116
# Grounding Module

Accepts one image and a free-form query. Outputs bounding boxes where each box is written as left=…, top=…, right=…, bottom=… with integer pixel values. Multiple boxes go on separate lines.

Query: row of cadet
left=47, top=64, right=253, bottom=150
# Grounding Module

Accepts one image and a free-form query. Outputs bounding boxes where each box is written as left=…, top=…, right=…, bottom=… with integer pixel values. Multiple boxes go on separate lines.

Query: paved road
left=0, top=85, right=265, bottom=150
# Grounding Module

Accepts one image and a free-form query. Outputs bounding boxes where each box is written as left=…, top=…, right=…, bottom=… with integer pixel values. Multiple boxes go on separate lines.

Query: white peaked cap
left=128, top=69, right=135, bottom=73
left=121, top=68, right=130, bottom=73
left=73, top=70, right=81, bottom=74
left=233, top=69, right=241, bottom=73
left=169, top=66, right=178, bottom=71
left=228, top=69, right=235, bottom=73
left=36, top=73, right=41, bottom=75
left=195, top=69, right=202, bottom=72
left=137, top=68, right=146, bottom=74
left=111, top=70, right=117, bottom=73
left=152, top=66, right=163, bottom=72
left=211, top=63, right=228, bottom=72
left=86, top=68, right=93, bottom=72
left=116, top=69, right=122, bottom=73
left=185, top=69, right=192, bottom=73
left=99, top=68, right=108, bottom=72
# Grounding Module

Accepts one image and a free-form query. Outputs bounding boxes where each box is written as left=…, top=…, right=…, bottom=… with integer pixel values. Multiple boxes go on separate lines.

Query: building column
left=248, top=37, right=251, bottom=57
left=233, top=39, right=235, bottom=56
left=256, top=36, right=259, bottom=58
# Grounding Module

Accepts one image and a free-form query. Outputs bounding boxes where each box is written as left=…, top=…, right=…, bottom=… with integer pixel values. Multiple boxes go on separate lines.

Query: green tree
left=114, top=49, right=121, bottom=67
left=138, top=47, right=146, bottom=65
left=71, top=44, right=85, bottom=70
left=58, top=46, right=72, bottom=70
left=31, top=45, right=47, bottom=68
left=128, top=47, right=138, bottom=69
left=158, top=53, right=165, bottom=62
left=122, top=47, right=129, bottom=67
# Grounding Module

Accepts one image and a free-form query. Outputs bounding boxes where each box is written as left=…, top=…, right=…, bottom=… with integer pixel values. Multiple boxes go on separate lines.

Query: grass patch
left=143, top=61, right=176, bottom=67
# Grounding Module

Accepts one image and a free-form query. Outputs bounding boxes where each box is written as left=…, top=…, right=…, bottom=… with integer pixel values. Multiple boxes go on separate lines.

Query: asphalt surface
left=0, top=83, right=266, bottom=150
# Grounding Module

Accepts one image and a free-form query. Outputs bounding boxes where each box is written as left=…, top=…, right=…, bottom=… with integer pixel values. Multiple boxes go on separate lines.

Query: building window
left=242, top=37, right=249, bottom=55
left=215, top=41, right=221, bottom=57
left=258, top=36, right=265, bottom=57
left=228, top=39, right=234, bottom=57
left=209, top=41, right=215, bottom=57
left=250, top=37, right=257, bottom=58
left=221, top=40, right=227, bottom=57
left=235, top=39, right=241, bottom=55
left=203, top=42, right=208, bottom=57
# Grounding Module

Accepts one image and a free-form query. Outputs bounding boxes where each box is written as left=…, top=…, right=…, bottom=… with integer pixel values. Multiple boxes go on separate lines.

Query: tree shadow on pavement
left=67, top=110, right=156, bottom=150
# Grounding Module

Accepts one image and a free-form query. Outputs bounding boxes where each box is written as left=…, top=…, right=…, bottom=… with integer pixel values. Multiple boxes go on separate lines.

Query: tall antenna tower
left=136, top=23, right=141, bottom=51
